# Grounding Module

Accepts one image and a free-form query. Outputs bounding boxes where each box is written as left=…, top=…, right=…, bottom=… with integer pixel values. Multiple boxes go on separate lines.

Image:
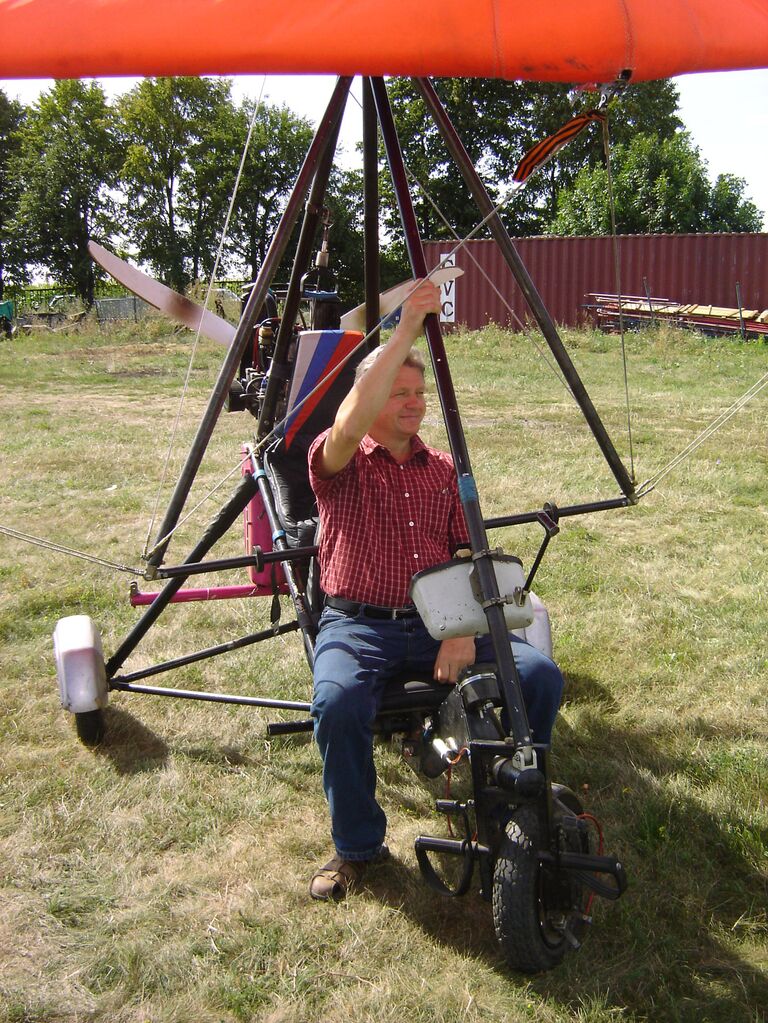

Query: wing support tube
left=414, top=77, right=636, bottom=503
left=110, top=620, right=301, bottom=685
left=110, top=679, right=311, bottom=712
left=256, top=101, right=345, bottom=438
left=362, top=78, right=381, bottom=346
left=146, top=76, right=352, bottom=567
left=371, top=76, right=533, bottom=752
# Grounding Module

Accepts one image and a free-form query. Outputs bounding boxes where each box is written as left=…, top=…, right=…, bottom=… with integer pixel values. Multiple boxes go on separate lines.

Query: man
left=307, top=279, right=563, bottom=900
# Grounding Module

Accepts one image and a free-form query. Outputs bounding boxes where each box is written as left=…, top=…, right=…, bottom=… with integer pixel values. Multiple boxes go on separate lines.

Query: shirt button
left=413, top=553, right=419, bottom=559
left=404, top=492, right=410, bottom=497
left=409, top=521, right=414, bottom=526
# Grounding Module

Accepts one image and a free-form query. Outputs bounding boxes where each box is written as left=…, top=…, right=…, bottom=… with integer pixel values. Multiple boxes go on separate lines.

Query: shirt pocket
left=415, top=488, right=453, bottom=537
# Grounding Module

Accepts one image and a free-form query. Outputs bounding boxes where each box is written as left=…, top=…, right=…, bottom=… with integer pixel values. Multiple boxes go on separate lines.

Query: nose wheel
left=492, top=800, right=594, bottom=973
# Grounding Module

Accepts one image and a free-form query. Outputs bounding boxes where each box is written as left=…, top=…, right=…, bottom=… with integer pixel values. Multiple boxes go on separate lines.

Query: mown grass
left=0, top=314, right=766, bottom=1022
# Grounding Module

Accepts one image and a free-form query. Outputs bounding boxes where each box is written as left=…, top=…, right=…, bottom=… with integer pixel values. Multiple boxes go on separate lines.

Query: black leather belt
left=325, top=596, right=419, bottom=620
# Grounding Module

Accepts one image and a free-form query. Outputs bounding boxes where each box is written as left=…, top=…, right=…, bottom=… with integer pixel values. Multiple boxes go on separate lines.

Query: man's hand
left=398, top=278, right=441, bottom=335
left=433, top=636, right=476, bottom=684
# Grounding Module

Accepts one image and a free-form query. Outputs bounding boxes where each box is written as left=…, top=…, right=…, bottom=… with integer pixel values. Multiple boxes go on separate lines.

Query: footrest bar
left=539, top=850, right=627, bottom=900
left=266, top=719, right=315, bottom=735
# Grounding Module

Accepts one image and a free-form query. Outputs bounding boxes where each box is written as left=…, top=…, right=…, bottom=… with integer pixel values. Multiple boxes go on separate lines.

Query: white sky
left=1, top=70, right=766, bottom=226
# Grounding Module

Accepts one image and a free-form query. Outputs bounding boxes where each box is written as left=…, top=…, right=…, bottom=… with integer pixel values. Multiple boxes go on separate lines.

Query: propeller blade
left=340, top=266, right=464, bottom=332
left=88, top=241, right=236, bottom=348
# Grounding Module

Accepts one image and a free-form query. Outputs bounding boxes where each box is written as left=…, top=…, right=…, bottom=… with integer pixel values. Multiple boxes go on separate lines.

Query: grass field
left=0, top=315, right=766, bottom=1022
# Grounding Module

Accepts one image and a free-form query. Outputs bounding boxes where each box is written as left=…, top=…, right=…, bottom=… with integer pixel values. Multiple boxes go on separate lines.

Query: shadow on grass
left=94, top=706, right=169, bottom=774
left=364, top=685, right=768, bottom=1023
left=561, top=669, right=620, bottom=711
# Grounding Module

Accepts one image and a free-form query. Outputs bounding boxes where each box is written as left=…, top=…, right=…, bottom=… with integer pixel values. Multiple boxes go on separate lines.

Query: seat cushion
left=379, top=674, right=448, bottom=715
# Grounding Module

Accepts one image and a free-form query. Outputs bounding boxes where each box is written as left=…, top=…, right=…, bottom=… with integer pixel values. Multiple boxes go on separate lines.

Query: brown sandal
left=310, top=856, right=366, bottom=901
left=309, top=846, right=390, bottom=901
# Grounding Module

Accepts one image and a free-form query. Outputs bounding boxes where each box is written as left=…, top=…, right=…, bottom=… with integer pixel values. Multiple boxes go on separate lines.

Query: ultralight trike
left=54, top=75, right=631, bottom=973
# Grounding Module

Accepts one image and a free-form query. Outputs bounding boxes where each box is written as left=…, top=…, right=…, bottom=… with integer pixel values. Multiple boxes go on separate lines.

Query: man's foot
left=309, top=846, right=389, bottom=901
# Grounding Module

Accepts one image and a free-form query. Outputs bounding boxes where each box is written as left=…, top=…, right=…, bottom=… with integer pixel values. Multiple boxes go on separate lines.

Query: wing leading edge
left=3, top=0, right=767, bottom=83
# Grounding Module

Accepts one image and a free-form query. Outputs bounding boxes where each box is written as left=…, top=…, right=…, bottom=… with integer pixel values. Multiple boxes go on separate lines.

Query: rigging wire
left=0, top=525, right=145, bottom=576
left=602, top=115, right=636, bottom=482
left=9, top=78, right=764, bottom=572
left=346, top=82, right=560, bottom=378
left=348, top=84, right=547, bottom=349
left=142, top=77, right=268, bottom=559
left=144, top=454, right=252, bottom=562
left=402, top=163, right=572, bottom=396
left=636, top=369, right=768, bottom=498
left=244, top=101, right=614, bottom=460
left=143, top=86, right=603, bottom=556
left=246, top=180, right=553, bottom=461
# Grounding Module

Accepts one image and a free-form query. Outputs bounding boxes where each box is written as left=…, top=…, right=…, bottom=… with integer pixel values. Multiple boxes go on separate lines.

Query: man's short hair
left=354, top=345, right=426, bottom=383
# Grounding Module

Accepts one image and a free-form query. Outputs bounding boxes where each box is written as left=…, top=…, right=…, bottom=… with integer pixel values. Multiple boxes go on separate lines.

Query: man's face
left=369, top=365, right=426, bottom=446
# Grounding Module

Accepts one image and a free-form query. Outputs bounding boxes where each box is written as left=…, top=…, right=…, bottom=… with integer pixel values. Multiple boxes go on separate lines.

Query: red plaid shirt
left=308, top=430, right=469, bottom=607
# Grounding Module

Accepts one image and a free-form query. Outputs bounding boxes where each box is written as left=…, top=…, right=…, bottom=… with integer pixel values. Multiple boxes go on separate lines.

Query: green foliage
left=552, top=132, right=763, bottom=235
left=2, top=74, right=765, bottom=312
left=13, top=80, right=122, bottom=306
left=118, top=76, right=236, bottom=292
left=0, top=89, right=27, bottom=298
left=227, top=99, right=315, bottom=283
left=384, top=78, right=685, bottom=240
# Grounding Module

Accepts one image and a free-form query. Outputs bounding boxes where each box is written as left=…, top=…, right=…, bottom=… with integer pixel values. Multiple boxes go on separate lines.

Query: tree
left=321, top=167, right=364, bottom=307
left=0, top=90, right=27, bottom=299
left=118, top=77, right=235, bottom=292
left=706, top=173, right=764, bottom=233
left=227, top=100, right=315, bottom=284
left=14, top=81, right=122, bottom=306
left=550, top=132, right=764, bottom=235
left=380, top=77, right=685, bottom=243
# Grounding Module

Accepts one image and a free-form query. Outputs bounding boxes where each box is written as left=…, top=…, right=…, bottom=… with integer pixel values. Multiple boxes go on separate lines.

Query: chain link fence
left=94, top=295, right=150, bottom=322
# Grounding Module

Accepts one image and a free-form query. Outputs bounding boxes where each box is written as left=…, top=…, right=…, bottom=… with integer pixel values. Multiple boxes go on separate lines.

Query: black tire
left=75, top=709, right=105, bottom=746
left=492, top=799, right=591, bottom=973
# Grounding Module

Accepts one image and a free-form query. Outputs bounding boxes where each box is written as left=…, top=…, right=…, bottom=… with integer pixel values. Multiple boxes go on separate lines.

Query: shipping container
left=424, top=234, right=768, bottom=329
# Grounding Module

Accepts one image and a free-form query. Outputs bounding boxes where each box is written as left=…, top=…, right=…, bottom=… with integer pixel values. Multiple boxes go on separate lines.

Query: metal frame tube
left=155, top=545, right=318, bottom=579
left=362, top=78, right=381, bottom=347
left=111, top=621, right=300, bottom=684
left=485, top=496, right=630, bottom=530
left=257, top=104, right=346, bottom=438
left=148, top=76, right=353, bottom=566
left=414, top=77, right=636, bottom=502
left=248, top=448, right=318, bottom=665
left=107, top=473, right=260, bottom=676
left=371, top=77, right=533, bottom=749
left=110, top=680, right=311, bottom=712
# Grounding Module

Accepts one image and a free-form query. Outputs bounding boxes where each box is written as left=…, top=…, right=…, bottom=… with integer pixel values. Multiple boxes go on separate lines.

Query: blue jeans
left=310, top=606, right=564, bottom=861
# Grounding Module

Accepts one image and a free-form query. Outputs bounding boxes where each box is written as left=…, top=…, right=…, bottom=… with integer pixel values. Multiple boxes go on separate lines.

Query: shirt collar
left=361, top=433, right=429, bottom=464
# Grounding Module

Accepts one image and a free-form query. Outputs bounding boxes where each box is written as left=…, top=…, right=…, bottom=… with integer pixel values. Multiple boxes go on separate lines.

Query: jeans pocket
left=319, top=606, right=351, bottom=627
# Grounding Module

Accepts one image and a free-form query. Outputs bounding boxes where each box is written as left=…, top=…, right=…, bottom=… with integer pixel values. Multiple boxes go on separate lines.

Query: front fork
left=415, top=669, right=627, bottom=903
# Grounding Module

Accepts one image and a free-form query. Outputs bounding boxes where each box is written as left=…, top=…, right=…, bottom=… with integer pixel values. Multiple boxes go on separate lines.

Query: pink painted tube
left=130, top=584, right=276, bottom=606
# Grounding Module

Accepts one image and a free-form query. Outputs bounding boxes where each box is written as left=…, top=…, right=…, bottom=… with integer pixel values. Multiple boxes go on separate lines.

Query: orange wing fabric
left=2, top=0, right=767, bottom=83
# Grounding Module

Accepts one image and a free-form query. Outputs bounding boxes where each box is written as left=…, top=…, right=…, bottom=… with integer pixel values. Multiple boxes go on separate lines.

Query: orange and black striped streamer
left=512, top=110, right=606, bottom=183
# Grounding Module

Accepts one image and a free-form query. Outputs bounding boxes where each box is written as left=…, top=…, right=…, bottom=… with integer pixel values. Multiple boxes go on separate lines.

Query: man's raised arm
left=314, top=280, right=440, bottom=479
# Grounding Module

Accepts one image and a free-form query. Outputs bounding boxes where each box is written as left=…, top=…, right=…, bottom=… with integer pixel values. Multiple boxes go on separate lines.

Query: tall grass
left=1, top=316, right=766, bottom=1022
